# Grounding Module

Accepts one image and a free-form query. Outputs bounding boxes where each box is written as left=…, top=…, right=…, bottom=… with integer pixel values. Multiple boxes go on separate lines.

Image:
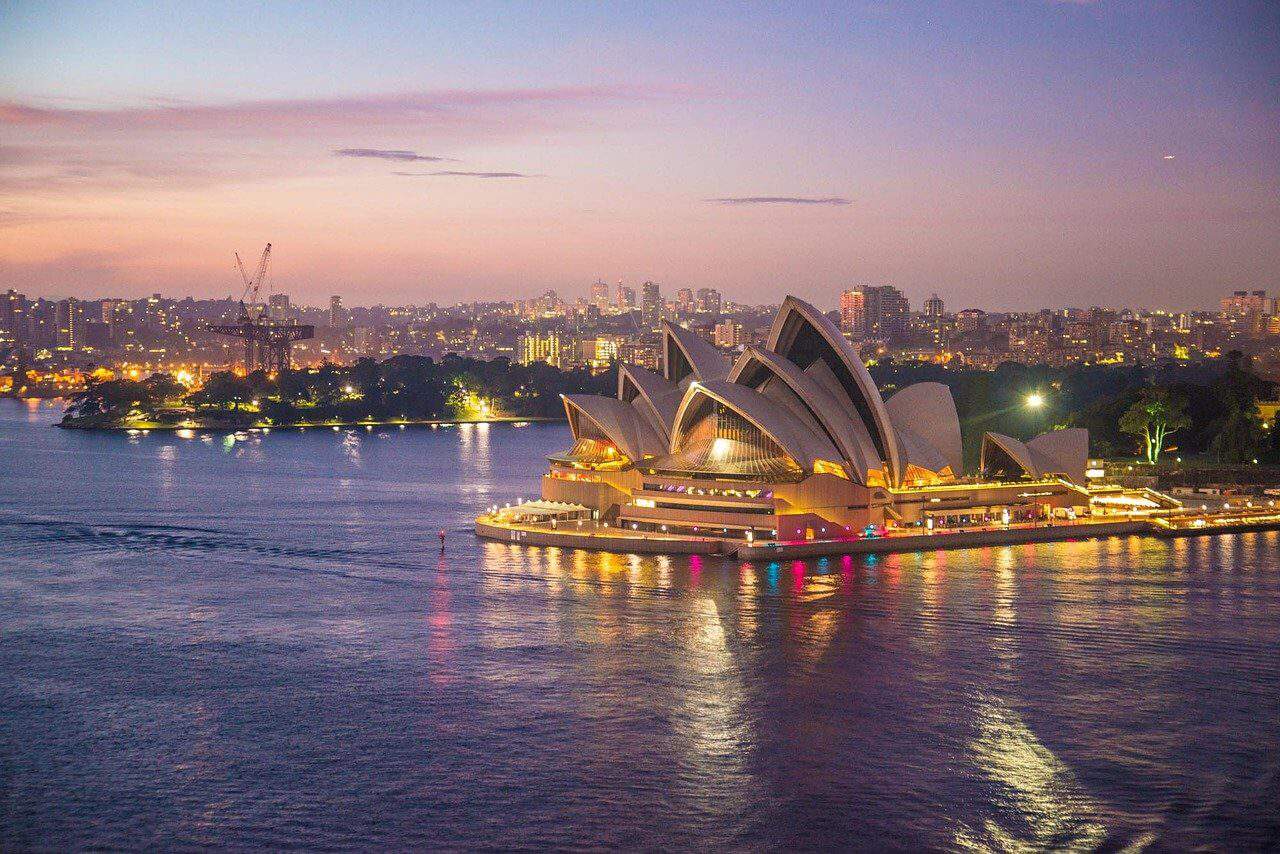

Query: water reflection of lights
left=672, top=596, right=754, bottom=817
left=426, top=553, right=456, bottom=686
left=765, top=562, right=780, bottom=592
left=157, top=443, right=177, bottom=497
left=654, top=555, right=672, bottom=588
left=953, top=695, right=1107, bottom=850
left=991, top=549, right=1018, bottom=669
left=341, top=430, right=361, bottom=465
left=913, top=551, right=947, bottom=655
left=881, top=553, right=902, bottom=588
left=457, top=421, right=492, bottom=496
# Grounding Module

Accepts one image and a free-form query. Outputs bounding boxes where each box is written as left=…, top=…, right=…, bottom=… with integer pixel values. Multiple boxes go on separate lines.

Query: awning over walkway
left=497, top=500, right=592, bottom=522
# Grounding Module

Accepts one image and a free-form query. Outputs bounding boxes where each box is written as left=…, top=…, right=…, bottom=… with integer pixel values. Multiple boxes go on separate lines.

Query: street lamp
left=1025, top=392, right=1045, bottom=409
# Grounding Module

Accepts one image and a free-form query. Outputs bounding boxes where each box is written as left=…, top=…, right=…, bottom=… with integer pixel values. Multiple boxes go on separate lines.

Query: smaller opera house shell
left=546, top=296, right=1091, bottom=541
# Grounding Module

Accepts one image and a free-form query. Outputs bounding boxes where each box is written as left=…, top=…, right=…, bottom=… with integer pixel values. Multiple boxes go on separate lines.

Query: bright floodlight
left=1025, top=392, right=1045, bottom=409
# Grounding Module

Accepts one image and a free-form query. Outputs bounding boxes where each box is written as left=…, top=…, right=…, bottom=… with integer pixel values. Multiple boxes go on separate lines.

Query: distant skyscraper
left=329, top=295, right=345, bottom=327
left=641, top=281, right=661, bottom=327
left=840, top=285, right=908, bottom=336
left=1220, top=290, right=1272, bottom=316
left=590, top=280, right=610, bottom=309
left=56, top=297, right=78, bottom=350
left=269, top=293, right=291, bottom=320
left=839, top=289, right=864, bottom=332
left=1, top=289, right=25, bottom=336
left=696, top=287, right=722, bottom=315
left=924, top=293, right=945, bottom=317
left=676, top=288, right=694, bottom=313
left=616, top=282, right=636, bottom=310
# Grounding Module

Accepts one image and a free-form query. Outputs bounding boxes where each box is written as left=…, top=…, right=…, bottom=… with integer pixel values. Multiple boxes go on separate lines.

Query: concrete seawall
left=733, top=520, right=1149, bottom=559
left=476, top=515, right=1280, bottom=559
left=474, top=520, right=722, bottom=554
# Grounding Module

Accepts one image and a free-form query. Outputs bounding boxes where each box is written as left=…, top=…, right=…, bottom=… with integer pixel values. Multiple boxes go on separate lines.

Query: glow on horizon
left=0, top=1, right=1276, bottom=310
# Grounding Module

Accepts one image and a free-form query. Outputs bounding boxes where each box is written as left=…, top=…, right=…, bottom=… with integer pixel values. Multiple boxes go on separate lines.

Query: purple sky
left=1, top=1, right=1276, bottom=310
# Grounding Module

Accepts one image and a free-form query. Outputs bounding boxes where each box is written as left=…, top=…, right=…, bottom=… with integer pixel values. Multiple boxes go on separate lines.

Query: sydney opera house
left=501, top=296, right=1092, bottom=545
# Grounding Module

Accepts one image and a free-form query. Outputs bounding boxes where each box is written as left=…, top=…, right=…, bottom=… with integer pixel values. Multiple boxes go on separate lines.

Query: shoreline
left=56, top=415, right=563, bottom=432
left=475, top=512, right=1280, bottom=559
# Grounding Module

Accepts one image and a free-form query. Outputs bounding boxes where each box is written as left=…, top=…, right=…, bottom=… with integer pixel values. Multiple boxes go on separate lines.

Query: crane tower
left=209, top=244, right=314, bottom=373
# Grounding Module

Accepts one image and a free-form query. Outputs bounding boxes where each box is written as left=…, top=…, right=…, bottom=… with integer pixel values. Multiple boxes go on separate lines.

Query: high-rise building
left=956, top=308, right=987, bottom=334
left=616, top=283, right=636, bottom=310
left=641, top=281, right=661, bottom=327
left=839, top=289, right=864, bottom=332
left=924, top=293, right=945, bottom=317
left=56, top=297, right=78, bottom=350
left=676, top=288, right=694, bottom=313
left=590, top=280, right=610, bottom=309
left=269, top=293, right=291, bottom=320
left=98, top=298, right=122, bottom=344
left=617, top=340, right=660, bottom=371
left=839, top=285, right=909, bottom=336
left=519, top=332, right=562, bottom=367
left=1, top=289, right=25, bottom=336
left=713, top=319, right=743, bottom=349
left=582, top=335, right=620, bottom=371
left=537, top=289, right=562, bottom=316
left=696, top=287, right=722, bottom=315
left=1220, top=290, right=1272, bottom=316
left=329, top=295, right=345, bottom=327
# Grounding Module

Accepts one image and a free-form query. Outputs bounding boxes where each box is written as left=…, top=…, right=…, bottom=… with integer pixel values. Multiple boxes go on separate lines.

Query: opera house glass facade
left=543, top=296, right=1090, bottom=543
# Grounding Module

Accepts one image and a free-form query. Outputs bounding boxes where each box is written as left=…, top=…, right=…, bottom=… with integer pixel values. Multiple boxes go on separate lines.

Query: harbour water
left=1, top=399, right=1278, bottom=849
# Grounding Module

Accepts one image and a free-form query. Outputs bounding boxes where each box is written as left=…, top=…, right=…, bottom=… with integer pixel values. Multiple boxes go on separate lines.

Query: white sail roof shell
left=728, top=346, right=881, bottom=484
left=885, top=382, right=964, bottom=474
left=1027, top=428, right=1089, bottom=484
left=670, top=380, right=843, bottom=472
left=982, top=428, right=1089, bottom=484
left=765, top=296, right=903, bottom=484
left=617, top=363, right=683, bottom=441
left=661, top=321, right=730, bottom=384
left=562, top=393, right=666, bottom=461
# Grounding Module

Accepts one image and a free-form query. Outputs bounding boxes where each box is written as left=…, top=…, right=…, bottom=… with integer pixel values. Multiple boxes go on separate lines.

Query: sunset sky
left=1, top=1, right=1276, bottom=309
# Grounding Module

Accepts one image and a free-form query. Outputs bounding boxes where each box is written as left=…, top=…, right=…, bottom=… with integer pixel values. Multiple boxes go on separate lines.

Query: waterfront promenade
left=476, top=507, right=1280, bottom=558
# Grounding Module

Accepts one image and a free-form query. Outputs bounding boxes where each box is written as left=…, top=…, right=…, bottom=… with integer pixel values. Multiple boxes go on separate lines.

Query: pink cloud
left=0, top=85, right=671, bottom=135
left=0, top=85, right=675, bottom=201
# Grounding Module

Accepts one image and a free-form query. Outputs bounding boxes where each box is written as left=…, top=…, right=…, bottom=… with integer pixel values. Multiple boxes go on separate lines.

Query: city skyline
left=2, top=1, right=1277, bottom=310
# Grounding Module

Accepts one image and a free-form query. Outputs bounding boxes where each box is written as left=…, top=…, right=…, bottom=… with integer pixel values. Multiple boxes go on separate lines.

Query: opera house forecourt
left=476, top=296, right=1280, bottom=558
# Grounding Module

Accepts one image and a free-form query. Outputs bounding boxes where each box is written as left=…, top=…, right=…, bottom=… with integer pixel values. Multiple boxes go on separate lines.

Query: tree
left=1209, top=403, right=1263, bottom=464
left=142, top=372, right=186, bottom=402
left=1118, top=387, right=1190, bottom=464
left=1205, top=352, right=1268, bottom=464
left=188, top=371, right=251, bottom=411
left=63, top=378, right=153, bottom=421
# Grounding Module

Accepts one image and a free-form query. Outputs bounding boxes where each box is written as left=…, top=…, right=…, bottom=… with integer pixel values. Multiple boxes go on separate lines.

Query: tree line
left=62, top=355, right=614, bottom=427
left=868, top=351, right=1276, bottom=466
left=63, top=351, right=1277, bottom=466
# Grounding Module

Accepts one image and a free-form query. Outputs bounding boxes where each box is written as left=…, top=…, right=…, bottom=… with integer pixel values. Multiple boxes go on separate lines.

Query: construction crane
left=235, top=243, right=272, bottom=321
left=210, top=243, right=313, bottom=374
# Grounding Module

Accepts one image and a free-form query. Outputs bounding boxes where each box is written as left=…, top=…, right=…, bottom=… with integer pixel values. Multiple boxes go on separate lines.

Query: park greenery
left=61, top=355, right=612, bottom=429
left=1118, top=388, right=1190, bottom=465
left=868, top=351, right=1275, bottom=467
left=61, top=351, right=1279, bottom=467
